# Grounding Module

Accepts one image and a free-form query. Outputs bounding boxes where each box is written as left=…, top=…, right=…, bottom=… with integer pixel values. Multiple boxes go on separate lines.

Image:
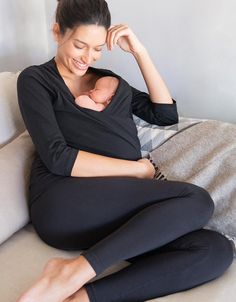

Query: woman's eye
left=75, top=45, right=83, bottom=49
left=74, top=46, right=102, bottom=52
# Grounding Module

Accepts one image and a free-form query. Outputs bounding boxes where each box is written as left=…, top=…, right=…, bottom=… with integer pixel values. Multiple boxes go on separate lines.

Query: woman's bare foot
left=16, top=255, right=96, bottom=302
left=63, top=286, right=90, bottom=302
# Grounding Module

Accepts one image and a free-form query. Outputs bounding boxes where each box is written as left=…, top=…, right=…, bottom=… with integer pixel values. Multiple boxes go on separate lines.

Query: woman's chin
left=71, top=59, right=89, bottom=74
left=71, top=66, right=88, bottom=76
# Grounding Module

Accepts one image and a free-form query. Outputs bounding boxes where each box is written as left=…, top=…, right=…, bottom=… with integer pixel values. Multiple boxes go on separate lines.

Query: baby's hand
left=75, top=95, right=106, bottom=112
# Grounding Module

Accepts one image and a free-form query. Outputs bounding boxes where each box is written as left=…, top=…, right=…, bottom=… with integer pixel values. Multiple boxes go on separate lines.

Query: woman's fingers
left=106, top=24, right=144, bottom=55
left=106, top=24, right=121, bottom=50
left=107, top=24, right=128, bottom=50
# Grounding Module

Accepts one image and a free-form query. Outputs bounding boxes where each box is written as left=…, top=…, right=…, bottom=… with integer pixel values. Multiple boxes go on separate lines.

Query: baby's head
left=88, top=76, right=119, bottom=103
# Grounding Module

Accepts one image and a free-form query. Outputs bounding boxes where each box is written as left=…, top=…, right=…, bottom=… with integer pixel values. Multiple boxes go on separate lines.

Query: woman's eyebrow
left=74, top=39, right=106, bottom=47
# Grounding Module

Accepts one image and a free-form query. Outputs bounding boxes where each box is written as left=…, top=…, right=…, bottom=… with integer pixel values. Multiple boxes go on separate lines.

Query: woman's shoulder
left=17, top=58, right=59, bottom=98
left=18, top=58, right=59, bottom=89
left=17, top=66, right=42, bottom=91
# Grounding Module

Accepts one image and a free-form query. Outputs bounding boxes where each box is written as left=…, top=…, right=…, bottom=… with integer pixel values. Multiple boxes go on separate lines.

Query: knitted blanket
left=148, top=120, right=236, bottom=240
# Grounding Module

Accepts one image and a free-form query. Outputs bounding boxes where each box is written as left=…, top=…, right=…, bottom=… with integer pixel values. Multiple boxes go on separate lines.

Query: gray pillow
left=133, top=114, right=206, bottom=157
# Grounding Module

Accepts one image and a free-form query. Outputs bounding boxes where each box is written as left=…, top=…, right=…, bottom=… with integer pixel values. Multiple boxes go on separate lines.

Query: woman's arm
left=133, top=48, right=173, bottom=104
left=106, top=25, right=173, bottom=104
left=71, top=150, right=154, bottom=178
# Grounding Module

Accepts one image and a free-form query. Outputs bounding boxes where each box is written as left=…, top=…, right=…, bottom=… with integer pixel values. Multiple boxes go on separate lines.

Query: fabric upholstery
left=0, top=71, right=25, bottom=148
left=0, top=224, right=235, bottom=302
left=1, top=70, right=236, bottom=302
left=0, top=130, right=34, bottom=244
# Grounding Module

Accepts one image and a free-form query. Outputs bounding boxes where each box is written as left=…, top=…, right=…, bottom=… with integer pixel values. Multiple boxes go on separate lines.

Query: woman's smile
left=72, top=58, right=89, bottom=71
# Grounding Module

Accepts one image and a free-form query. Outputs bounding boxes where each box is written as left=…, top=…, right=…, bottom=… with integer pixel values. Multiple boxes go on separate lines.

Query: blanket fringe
left=146, top=153, right=167, bottom=181
left=153, top=164, right=168, bottom=181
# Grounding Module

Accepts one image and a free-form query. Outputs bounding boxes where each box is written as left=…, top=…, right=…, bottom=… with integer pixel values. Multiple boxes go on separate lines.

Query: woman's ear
left=52, top=23, right=60, bottom=42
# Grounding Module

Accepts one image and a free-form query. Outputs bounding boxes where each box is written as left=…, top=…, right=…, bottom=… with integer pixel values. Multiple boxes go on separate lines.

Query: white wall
left=108, top=0, right=236, bottom=123
left=44, top=0, right=57, bottom=55
left=0, top=0, right=49, bottom=72
left=1, top=0, right=235, bottom=123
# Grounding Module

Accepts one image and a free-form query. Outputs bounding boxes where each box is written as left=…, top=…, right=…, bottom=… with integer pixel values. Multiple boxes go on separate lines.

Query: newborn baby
left=75, top=76, right=119, bottom=111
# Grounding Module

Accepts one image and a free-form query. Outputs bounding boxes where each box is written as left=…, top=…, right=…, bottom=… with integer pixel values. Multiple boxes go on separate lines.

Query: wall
left=0, top=0, right=49, bottom=72
left=1, top=0, right=235, bottom=123
left=44, top=0, right=57, bottom=56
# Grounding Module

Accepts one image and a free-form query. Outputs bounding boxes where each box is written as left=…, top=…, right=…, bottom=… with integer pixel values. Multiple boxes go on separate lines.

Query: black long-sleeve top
left=17, top=57, right=178, bottom=204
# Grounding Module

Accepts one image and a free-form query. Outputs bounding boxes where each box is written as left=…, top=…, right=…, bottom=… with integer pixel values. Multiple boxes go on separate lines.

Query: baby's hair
left=55, top=0, right=111, bottom=36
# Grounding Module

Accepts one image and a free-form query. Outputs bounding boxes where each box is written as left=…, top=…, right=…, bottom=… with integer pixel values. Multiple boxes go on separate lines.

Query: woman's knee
left=200, top=230, right=234, bottom=277
left=183, top=183, right=215, bottom=226
left=179, top=229, right=234, bottom=284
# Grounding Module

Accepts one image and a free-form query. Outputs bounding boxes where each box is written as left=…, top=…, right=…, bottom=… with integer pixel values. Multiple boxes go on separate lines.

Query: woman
left=16, top=0, right=233, bottom=302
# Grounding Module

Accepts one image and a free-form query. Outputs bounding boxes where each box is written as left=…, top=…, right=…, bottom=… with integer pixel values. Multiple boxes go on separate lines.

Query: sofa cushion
left=0, top=223, right=236, bottom=302
left=0, top=130, right=35, bottom=245
left=0, top=224, right=129, bottom=302
left=133, top=115, right=207, bottom=157
left=0, top=71, right=25, bottom=148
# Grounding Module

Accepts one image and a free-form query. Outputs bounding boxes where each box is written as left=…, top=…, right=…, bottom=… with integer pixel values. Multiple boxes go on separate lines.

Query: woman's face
left=53, top=24, right=107, bottom=78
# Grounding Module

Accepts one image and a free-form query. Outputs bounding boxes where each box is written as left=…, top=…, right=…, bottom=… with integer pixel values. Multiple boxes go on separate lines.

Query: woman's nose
left=81, top=50, right=93, bottom=64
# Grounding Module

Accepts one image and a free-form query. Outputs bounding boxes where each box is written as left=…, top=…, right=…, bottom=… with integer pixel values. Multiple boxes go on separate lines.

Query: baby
left=75, top=76, right=119, bottom=111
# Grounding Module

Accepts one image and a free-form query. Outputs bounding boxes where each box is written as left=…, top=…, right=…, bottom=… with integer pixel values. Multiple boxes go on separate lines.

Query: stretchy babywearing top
left=17, top=57, right=178, bottom=202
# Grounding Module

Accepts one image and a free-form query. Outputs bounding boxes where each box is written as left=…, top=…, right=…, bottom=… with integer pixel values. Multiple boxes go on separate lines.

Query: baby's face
left=88, top=77, right=117, bottom=103
left=89, top=87, right=112, bottom=103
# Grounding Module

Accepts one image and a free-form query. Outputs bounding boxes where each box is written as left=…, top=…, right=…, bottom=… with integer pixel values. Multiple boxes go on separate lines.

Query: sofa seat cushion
left=0, top=223, right=236, bottom=302
left=0, top=223, right=129, bottom=302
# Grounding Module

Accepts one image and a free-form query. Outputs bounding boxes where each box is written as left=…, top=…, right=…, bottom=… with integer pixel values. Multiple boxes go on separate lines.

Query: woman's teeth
left=73, top=59, right=88, bottom=70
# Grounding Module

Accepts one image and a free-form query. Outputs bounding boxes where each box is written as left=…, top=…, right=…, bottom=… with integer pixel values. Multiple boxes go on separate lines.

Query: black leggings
left=29, top=177, right=233, bottom=302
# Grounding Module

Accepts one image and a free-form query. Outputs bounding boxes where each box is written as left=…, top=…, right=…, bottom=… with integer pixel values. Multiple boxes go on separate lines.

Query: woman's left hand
left=106, top=24, right=145, bottom=56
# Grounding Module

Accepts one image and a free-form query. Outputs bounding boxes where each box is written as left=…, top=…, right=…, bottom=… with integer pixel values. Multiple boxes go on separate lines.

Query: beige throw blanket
left=149, top=120, right=236, bottom=239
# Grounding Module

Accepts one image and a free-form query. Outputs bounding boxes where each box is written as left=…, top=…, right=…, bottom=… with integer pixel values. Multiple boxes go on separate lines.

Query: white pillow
left=0, top=71, right=25, bottom=148
left=0, top=130, right=35, bottom=244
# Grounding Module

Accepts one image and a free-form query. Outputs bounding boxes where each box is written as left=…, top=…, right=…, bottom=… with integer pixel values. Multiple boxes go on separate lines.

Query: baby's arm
left=75, top=95, right=106, bottom=111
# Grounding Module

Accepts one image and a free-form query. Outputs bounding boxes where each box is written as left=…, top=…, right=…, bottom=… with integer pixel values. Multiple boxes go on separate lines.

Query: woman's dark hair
left=56, top=0, right=111, bottom=36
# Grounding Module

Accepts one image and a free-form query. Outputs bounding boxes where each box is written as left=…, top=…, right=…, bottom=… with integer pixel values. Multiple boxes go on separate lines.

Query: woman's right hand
left=137, top=158, right=155, bottom=179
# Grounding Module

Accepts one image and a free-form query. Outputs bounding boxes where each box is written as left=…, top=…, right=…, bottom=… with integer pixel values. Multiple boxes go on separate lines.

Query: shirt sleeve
left=131, top=86, right=179, bottom=126
left=17, top=68, right=79, bottom=176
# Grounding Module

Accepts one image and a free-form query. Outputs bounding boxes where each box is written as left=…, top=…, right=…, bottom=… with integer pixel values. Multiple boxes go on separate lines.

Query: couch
left=0, top=71, right=235, bottom=302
